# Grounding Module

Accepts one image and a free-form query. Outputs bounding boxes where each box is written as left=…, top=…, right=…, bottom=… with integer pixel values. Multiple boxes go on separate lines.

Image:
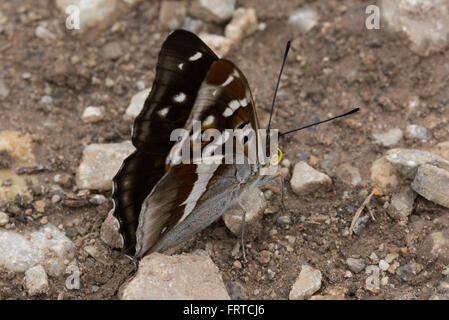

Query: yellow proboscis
left=270, top=147, right=283, bottom=166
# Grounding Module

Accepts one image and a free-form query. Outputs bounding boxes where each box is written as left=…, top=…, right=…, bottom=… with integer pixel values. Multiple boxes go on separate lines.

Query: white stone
left=381, top=0, right=449, bottom=56
left=56, top=0, right=118, bottom=33
left=198, top=33, right=234, bottom=58
left=190, top=0, right=236, bottom=23
left=223, top=187, right=266, bottom=237
left=379, top=260, right=390, bottom=271
left=289, top=265, right=322, bottom=300
left=412, top=165, right=449, bottom=208
left=0, top=230, right=41, bottom=272
left=82, top=106, right=105, bottom=123
left=35, top=25, right=56, bottom=41
left=124, top=88, right=151, bottom=121
left=288, top=8, right=319, bottom=33
left=225, top=8, right=258, bottom=43
left=290, top=161, right=332, bottom=196
left=24, top=265, right=49, bottom=296
left=372, top=128, right=403, bottom=147
left=76, top=141, right=135, bottom=190
left=121, top=253, right=230, bottom=300
left=100, top=210, right=122, bottom=248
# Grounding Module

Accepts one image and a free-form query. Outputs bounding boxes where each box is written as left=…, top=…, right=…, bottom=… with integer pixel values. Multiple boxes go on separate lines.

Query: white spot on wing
left=178, top=63, right=184, bottom=70
left=203, top=115, right=215, bottom=126
left=221, top=75, right=234, bottom=87
left=174, top=92, right=186, bottom=103
left=157, top=107, right=170, bottom=117
left=223, top=108, right=233, bottom=117
left=189, top=52, right=202, bottom=61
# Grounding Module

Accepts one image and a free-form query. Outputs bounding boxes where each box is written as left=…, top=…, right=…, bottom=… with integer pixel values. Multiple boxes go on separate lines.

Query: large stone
left=346, top=258, right=366, bottom=274
left=224, top=8, right=258, bottom=43
left=387, top=187, right=417, bottom=220
left=122, top=253, right=230, bottom=300
left=290, top=161, right=332, bottom=196
left=76, top=141, right=135, bottom=190
left=190, top=0, right=236, bottom=23
left=381, top=0, right=449, bottom=56
left=24, top=265, right=49, bottom=296
left=81, top=106, right=105, bottom=123
left=56, top=0, right=118, bottom=33
left=289, top=265, right=322, bottom=300
left=370, top=156, right=401, bottom=191
left=0, top=230, right=41, bottom=273
left=124, top=88, right=151, bottom=121
left=30, top=224, right=76, bottom=277
left=411, top=164, right=449, bottom=208
left=386, top=149, right=449, bottom=179
left=198, top=33, right=234, bottom=58
left=223, top=187, right=266, bottom=237
left=159, top=1, right=187, bottom=30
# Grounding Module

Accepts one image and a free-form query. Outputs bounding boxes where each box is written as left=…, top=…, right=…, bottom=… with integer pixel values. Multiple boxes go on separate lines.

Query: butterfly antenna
left=279, top=108, right=360, bottom=137
left=267, top=39, right=291, bottom=131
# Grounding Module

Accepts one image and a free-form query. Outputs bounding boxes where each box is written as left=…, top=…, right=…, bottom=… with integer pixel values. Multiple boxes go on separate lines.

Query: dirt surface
left=1, top=0, right=449, bottom=300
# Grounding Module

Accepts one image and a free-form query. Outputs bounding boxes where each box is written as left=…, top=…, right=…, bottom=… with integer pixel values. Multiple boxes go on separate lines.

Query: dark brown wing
left=135, top=59, right=262, bottom=257
left=112, top=30, right=218, bottom=256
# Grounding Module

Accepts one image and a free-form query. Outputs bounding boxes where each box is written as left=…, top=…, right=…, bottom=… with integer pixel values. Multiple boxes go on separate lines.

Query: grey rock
left=365, top=265, right=380, bottom=293
left=290, top=161, right=332, bottom=196
left=381, top=0, right=449, bottom=56
left=373, top=128, right=403, bottom=147
left=100, top=210, right=123, bottom=249
left=224, top=8, right=258, bottom=43
left=396, top=262, right=423, bottom=281
left=76, top=141, right=135, bottom=190
left=288, top=8, right=319, bottom=33
left=386, top=148, right=449, bottom=179
left=432, top=141, right=449, bottom=161
left=387, top=187, right=417, bottom=220
left=35, top=25, right=56, bottom=41
left=122, top=252, right=230, bottom=299
left=225, top=281, right=247, bottom=300
left=336, top=163, right=362, bottom=186
left=30, top=224, right=75, bottom=277
left=346, top=258, right=366, bottom=273
left=353, top=216, right=369, bottom=236
left=405, top=124, right=428, bottom=140
left=190, top=0, right=236, bottom=23
left=90, top=194, right=107, bottom=205
left=24, top=265, right=49, bottom=296
left=289, top=265, right=322, bottom=300
left=0, top=230, right=41, bottom=272
left=223, top=187, right=266, bottom=237
left=411, top=164, right=449, bottom=208
left=124, top=88, right=151, bottom=121
left=159, top=1, right=187, bottom=30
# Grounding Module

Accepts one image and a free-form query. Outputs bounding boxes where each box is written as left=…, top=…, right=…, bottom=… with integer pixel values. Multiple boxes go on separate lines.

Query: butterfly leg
left=237, top=199, right=248, bottom=263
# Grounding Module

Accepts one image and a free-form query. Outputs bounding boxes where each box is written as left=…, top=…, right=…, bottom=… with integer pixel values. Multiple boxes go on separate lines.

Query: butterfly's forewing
left=112, top=30, right=218, bottom=255
left=135, top=59, right=262, bottom=257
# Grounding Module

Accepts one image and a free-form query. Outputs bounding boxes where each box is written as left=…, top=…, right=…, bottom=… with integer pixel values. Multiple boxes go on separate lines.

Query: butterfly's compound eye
left=270, top=147, right=283, bottom=166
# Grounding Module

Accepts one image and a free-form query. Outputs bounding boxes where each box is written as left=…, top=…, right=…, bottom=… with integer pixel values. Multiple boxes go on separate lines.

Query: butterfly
left=111, top=30, right=359, bottom=259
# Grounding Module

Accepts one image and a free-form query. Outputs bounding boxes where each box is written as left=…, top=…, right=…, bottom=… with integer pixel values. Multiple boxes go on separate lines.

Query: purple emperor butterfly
left=112, top=30, right=358, bottom=259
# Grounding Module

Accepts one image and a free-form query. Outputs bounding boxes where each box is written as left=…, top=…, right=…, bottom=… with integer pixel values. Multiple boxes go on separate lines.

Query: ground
left=0, top=0, right=448, bottom=300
